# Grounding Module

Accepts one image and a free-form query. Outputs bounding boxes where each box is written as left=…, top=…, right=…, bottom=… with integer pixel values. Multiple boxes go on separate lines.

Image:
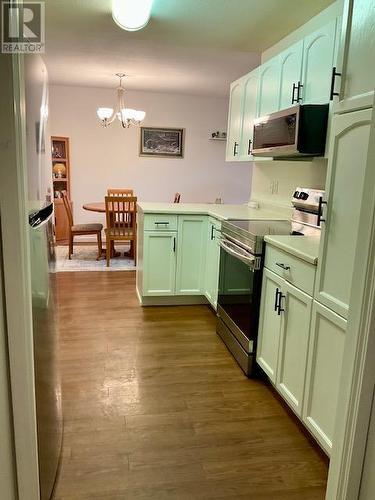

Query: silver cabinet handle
left=276, top=262, right=290, bottom=270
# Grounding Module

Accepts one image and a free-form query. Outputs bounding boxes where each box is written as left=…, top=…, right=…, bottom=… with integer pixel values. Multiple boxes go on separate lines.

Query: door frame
left=0, top=52, right=40, bottom=499
left=325, top=92, right=375, bottom=499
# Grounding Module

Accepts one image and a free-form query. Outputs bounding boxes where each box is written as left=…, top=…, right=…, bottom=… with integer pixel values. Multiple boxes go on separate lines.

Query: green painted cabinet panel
left=303, top=301, right=346, bottom=455
left=257, top=55, right=281, bottom=117
left=276, top=281, right=312, bottom=417
left=256, top=269, right=283, bottom=383
left=175, top=216, right=208, bottom=295
left=226, top=79, right=244, bottom=161
left=143, top=231, right=176, bottom=296
left=204, top=217, right=221, bottom=308
left=239, top=68, right=259, bottom=160
left=301, top=20, right=337, bottom=104
left=278, top=40, right=304, bottom=110
left=315, top=107, right=373, bottom=318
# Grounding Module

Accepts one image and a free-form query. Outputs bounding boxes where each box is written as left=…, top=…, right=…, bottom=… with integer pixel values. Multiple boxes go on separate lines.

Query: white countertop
left=137, top=202, right=291, bottom=221
left=264, top=235, right=321, bottom=265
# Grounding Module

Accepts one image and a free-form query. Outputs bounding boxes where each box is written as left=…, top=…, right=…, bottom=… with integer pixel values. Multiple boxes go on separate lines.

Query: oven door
left=217, top=237, right=263, bottom=354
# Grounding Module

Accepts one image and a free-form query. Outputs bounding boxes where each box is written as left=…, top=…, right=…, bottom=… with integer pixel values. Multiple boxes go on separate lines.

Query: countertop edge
left=264, top=236, right=319, bottom=266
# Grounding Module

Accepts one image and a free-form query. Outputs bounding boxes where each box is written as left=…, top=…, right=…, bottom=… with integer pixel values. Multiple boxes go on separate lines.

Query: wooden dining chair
left=174, top=192, right=181, bottom=203
left=105, top=196, right=137, bottom=267
left=107, top=188, right=134, bottom=196
left=61, top=191, right=103, bottom=260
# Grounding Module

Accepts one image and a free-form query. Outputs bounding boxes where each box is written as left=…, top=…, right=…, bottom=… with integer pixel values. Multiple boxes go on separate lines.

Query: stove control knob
left=293, top=191, right=300, bottom=198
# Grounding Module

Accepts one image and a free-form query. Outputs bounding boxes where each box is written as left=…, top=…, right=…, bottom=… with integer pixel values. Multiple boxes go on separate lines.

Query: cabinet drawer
left=265, top=245, right=316, bottom=295
left=144, top=214, right=178, bottom=231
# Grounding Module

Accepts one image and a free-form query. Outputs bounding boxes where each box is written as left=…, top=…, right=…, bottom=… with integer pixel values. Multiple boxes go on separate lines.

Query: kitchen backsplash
left=250, top=158, right=327, bottom=211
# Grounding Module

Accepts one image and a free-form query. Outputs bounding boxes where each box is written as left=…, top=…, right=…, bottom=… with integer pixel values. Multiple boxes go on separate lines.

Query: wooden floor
left=54, top=271, right=328, bottom=500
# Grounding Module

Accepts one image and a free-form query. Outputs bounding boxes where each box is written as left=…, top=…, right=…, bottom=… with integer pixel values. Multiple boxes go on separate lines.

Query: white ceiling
left=44, top=0, right=334, bottom=97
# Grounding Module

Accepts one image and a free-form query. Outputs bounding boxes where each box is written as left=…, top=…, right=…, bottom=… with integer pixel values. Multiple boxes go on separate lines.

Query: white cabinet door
left=143, top=231, right=176, bottom=296
left=276, top=281, right=312, bottom=417
left=315, top=106, right=373, bottom=318
left=226, top=78, right=244, bottom=161
left=303, top=301, right=347, bottom=455
left=257, top=55, right=281, bottom=117
left=278, top=40, right=304, bottom=110
left=301, top=20, right=337, bottom=104
left=256, top=269, right=283, bottom=383
left=239, top=68, right=259, bottom=160
left=340, top=0, right=375, bottom=100
left=175, top=216, right=207, bottom=295
left=204, top=218, right=221, bottom=308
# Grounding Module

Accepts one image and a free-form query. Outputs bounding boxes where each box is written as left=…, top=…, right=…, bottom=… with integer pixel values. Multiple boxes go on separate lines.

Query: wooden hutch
left=51, top=136, right=71, bottom=242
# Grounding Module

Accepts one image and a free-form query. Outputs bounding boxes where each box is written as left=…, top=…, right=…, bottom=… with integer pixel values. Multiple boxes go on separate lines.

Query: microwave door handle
left=219, top=239, right=255, bottom=267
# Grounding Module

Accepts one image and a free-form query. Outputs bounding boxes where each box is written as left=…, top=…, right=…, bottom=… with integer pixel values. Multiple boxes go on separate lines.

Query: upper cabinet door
left=257, top=55, right=281, bottom=117
left=315, top=106, right=373, bottom=318
left=239, top=68, right=259, bottom=159
left=301, top=20, right=337, bottom=104
left=339, top=0, right=375, bottom=100
left=226, top=79, right=244, bottom=161
left=278, top=40, right=304, bottom=110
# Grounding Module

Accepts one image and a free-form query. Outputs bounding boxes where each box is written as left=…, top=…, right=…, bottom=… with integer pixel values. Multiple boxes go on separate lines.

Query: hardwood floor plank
left=54, top=271, right=327, bottom=499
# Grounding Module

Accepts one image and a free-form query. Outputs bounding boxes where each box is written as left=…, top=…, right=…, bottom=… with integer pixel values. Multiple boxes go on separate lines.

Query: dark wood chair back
left=105, top=196, right=137, bottom=237
left=61, top=191, right=73, bottom=228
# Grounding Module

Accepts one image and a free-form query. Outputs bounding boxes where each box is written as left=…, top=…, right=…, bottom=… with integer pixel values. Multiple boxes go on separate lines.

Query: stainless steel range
left=216, top=188, right=324, bottom=377
left=216, top=219, right=291, bottom=376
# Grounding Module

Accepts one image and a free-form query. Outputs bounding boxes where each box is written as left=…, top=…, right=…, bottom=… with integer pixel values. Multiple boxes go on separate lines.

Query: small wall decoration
left=140, top=127, right=184, bottom=158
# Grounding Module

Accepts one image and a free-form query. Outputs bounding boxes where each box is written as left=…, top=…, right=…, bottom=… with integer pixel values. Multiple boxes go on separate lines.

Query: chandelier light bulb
left=112, top=0, right=153, bottom=32
left=97, top=107, right=113, bottom=120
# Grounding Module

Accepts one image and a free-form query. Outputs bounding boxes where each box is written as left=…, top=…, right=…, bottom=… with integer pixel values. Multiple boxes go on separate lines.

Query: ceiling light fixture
left=96, top=73, right=146, bottom=128
left=112, top=0, right=153, bottom=32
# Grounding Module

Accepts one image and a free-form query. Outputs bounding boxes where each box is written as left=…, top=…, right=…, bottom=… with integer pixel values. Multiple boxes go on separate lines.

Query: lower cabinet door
left=303, top=300, right=347, bottom=455
left=204, top=218, right=221, bottom=308
left=143, top=231, right=176, bottom=296
left=276, top=281, right=312, bottom=417
left=175, top=216, right=207, bottom=295
left=256, top=269, right=283, bottom=383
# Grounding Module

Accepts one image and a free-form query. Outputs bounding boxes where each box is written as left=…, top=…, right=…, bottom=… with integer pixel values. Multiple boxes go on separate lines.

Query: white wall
left=49, top=85, right=251, bottom=226
left=250, top=159, right=327, bottom=209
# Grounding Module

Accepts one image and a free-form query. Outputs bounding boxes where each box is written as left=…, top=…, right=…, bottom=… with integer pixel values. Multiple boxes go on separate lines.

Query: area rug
left=54, top=245, right=136, bottom=272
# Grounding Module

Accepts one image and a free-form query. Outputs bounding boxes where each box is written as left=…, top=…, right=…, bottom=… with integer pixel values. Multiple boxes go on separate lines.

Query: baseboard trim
left=138, top=294, right=209, bottom=307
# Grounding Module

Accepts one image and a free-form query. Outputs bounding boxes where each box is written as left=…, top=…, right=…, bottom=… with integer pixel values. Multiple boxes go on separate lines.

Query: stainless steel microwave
left=252, top=104, right=329, bottom=158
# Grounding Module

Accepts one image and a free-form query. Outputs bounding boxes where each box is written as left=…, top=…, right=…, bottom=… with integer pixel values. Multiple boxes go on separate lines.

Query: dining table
left=82, top=202, right=135, bottom=258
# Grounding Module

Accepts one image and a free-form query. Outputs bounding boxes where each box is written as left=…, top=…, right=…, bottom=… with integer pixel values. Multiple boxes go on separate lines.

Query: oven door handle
left=219, top=239, right=255, bottom=268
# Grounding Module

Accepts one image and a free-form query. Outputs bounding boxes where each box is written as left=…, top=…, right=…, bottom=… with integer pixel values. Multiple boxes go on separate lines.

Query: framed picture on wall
left=140, top=127, right=184, bottom=158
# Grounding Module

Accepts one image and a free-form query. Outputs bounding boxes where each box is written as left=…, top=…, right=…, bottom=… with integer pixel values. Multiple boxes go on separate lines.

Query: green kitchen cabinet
left=226, top=78, right=244, bottom=161
left=175, top=216, right=208, bottom=295
left=315, top=106, right=373, bottom=319
left=257, top=55, right=281, bottom=117
left=303, top=301, right=347, bottom=455
left=142, top=231, right=176, bottom=296
left=301, top=20, right=337, bottom=104
left=276, top=281, right=312, bottom=417
left=256, top=268, right=284, bottom=383
left=278, top=40, right=304, bottom=110
left=204, top=217, right=221, bottom=308
left=239, top=68, right=259, bottom=160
